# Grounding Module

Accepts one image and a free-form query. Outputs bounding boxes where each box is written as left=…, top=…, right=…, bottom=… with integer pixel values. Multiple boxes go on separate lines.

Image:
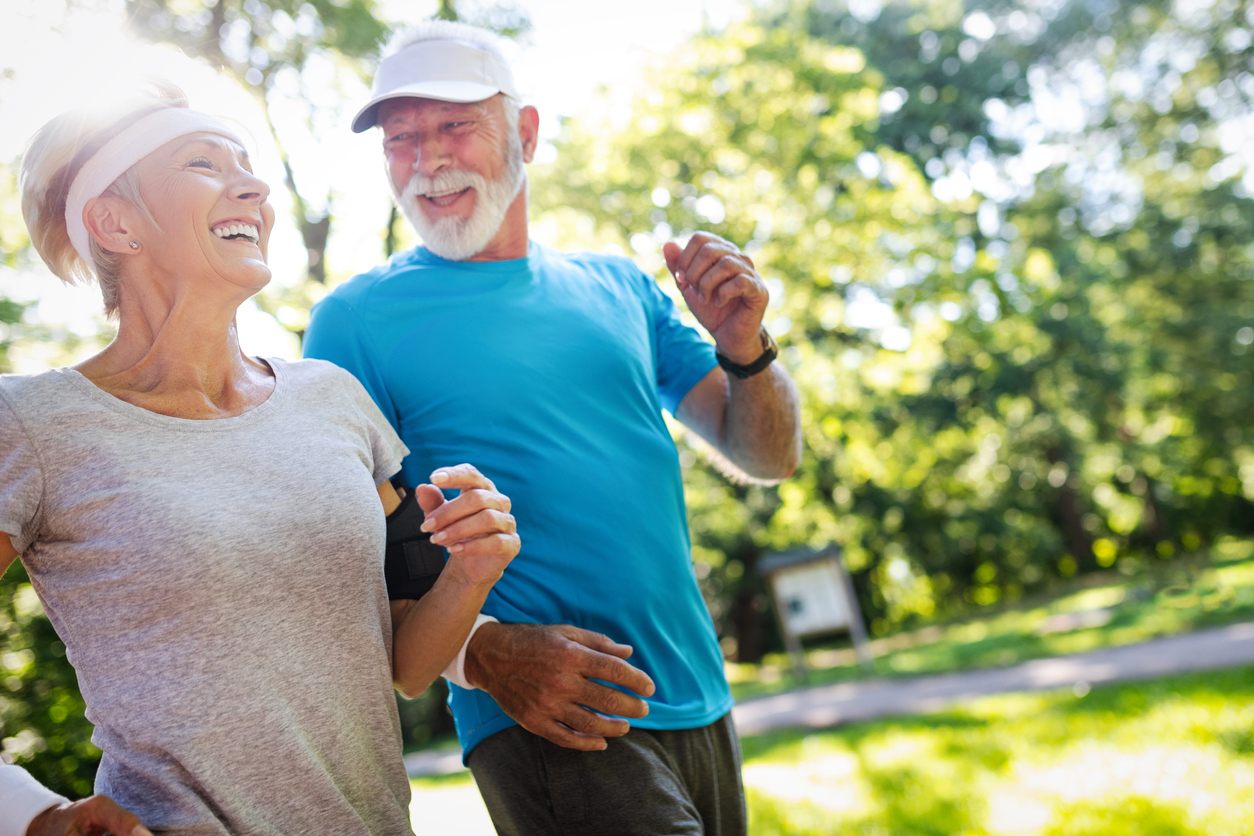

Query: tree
left=531, top=0, right=1254, bottom=658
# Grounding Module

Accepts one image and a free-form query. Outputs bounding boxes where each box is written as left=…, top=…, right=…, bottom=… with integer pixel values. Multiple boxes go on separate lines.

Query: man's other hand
left=27, top=797, right=152, bottom=836
left=463, top=622, right=656, bottom=751
left=663, top=232, right=769, bottom=364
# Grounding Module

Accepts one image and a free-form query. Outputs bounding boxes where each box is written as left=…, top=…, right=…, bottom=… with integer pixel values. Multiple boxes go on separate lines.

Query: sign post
left=758, top=545, right=873, bottom=682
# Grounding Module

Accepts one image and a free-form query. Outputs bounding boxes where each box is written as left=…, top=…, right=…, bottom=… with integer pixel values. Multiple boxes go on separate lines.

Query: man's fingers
left=662, top=240, right=683, bottom=277
left=47, top=796, right=153, bottom=836
left=430, top=462, right=497, bottom=493
left=534, top=719, right=609, bottom=752
left=693, top=256, right=750, bottom=304
left=559, top=625, right=635, bottom=659
left=556, top=629, right=656, bottom=699
left=676, top=231, right=737, bottom=277
left=560, top=702, right=633, bottom=737
left=572, top=679, right=651, bottom=720
left=88, top=798, right=151, bottom=836
left=711, top=273, right=763, bottom=309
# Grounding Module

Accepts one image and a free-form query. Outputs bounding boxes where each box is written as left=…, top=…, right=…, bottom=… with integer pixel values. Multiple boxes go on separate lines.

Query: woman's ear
left=83, top=195, right=139, bottom=256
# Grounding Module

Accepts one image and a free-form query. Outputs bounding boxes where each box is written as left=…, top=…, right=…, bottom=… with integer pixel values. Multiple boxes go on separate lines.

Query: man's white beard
left=393, top=135, right=526, bottom=261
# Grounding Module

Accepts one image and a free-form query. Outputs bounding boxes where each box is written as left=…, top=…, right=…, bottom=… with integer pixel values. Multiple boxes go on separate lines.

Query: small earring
left=128, top=241, right=139, bottom=250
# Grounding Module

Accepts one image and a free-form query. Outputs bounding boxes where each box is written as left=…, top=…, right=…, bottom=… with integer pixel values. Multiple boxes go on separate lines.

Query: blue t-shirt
left=303, top=243, right=733, bottom=755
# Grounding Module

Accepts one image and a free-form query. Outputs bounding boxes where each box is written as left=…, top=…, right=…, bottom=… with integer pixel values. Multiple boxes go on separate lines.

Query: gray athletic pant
left=466, top=713, right=748, bottom=836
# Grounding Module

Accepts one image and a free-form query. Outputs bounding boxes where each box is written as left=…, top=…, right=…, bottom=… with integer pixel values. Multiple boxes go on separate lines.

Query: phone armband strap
left=384, top=481, right=445, bottom=601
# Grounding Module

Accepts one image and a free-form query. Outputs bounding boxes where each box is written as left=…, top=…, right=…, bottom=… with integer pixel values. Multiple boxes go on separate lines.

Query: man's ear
left=82, top=195, right=138, bottom=256
left=518, top=105, right=540, bottom=164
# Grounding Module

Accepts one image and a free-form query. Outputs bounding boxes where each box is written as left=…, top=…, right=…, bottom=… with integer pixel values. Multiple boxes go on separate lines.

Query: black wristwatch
left=716, top=328, right=779, bottom=379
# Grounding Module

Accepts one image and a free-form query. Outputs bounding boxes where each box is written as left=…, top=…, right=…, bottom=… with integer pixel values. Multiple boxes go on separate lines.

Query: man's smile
left=422, top=187, right=473, bottom=209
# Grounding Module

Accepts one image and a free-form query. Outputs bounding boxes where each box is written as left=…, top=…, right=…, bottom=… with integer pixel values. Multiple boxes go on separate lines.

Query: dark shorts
left=466, top=713, right=748, bottom=836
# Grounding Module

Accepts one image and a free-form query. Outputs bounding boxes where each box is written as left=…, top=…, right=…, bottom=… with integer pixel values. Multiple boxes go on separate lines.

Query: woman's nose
left=233, top=171, right=270, bottom=204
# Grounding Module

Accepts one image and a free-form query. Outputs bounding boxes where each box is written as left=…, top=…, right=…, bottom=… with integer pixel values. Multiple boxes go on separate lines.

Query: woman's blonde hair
left=19, top=80, right=187, bottom=318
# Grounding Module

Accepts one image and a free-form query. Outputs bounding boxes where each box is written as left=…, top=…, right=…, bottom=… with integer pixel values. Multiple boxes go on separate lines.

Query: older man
left=304, top=20, right=801, bottom=836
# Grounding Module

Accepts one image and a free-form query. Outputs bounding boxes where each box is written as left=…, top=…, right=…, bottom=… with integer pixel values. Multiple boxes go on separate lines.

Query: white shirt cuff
left=0, top=761, right=68, bottom=836
left=441, top=613, right=498, bottom=691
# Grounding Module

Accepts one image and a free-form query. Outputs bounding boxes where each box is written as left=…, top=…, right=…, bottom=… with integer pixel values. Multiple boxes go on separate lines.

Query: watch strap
left=716, top=328, right=779, bottom=379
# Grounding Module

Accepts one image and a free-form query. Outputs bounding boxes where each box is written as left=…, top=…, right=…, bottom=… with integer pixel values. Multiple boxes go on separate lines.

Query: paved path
left=732, top=620, right=1254, bottom=735
left=405, top=621, right=1254, bottom=776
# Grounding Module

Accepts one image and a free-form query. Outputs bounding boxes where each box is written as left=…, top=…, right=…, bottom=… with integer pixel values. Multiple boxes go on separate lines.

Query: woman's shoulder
left=0, top=368, right=77, bottom=413
left=266, top=357, right=371, bottom=403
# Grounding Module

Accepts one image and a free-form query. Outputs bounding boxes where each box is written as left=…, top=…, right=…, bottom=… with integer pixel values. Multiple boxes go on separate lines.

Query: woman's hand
left=415, top=463, right=519, bottom=587
left=26, top=797, right=152, bottom=836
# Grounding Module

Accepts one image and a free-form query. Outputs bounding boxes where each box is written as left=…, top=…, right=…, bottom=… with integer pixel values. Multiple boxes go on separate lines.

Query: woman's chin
left=224, top=262, right=273, bottom=294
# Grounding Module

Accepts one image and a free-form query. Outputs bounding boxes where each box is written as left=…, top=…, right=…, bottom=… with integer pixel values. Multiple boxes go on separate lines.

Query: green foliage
left=0, top=566, right=97, bottom=797
left=531, top=0, right=1254, bottom=659
left=740, top=666, right=1254, bottom=835
left=729, top=538, right=1254, bottom=701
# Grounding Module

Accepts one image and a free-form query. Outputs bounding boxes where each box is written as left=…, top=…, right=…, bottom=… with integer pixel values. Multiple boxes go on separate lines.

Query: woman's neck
left=75, top=284, right=275, bottom=420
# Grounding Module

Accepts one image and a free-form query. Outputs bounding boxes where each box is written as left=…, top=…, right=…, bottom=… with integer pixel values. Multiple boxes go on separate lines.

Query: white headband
left=65, top=108, right=244, bottom=272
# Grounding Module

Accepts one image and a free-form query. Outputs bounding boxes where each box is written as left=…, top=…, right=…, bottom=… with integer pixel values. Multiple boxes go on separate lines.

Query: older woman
left=0, top=83, right=519, bottom=836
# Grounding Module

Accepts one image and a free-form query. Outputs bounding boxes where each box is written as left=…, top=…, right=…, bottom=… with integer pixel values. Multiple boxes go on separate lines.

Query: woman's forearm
left=389, top=570, right=496, bottom=697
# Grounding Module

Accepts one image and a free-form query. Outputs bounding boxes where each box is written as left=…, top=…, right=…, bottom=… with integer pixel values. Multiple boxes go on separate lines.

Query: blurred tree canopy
left=532, top=0, right=1254, bottom=658
left=3, top=0, right=1254, bottom=794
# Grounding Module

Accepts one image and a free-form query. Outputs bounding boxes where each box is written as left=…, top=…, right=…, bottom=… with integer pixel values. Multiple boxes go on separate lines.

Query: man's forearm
left=724, top=362, right=802, bottom=480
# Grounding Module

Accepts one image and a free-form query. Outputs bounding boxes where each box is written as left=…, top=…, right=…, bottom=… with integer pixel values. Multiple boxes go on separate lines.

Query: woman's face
left=131, top=131, right=276, bottom=295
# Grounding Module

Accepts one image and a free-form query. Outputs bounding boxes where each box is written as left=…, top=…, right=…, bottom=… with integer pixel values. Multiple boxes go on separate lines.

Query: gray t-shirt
left=0, top=358, right=414, bottom=835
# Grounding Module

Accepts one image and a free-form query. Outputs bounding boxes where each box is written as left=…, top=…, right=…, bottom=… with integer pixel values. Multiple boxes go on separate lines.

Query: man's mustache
left=402, top=168, right=487, bottom=202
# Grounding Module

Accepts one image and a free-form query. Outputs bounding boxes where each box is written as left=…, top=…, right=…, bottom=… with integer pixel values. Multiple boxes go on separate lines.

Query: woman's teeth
left=213, top=224, right=259, bottom=242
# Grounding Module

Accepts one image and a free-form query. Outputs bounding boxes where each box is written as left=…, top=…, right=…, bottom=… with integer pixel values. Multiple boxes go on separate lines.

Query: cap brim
left=351, top=81, right=503, bottom=133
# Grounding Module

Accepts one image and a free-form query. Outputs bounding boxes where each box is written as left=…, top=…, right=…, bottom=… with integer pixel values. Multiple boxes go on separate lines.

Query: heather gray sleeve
left=0, top=389, right=43, bottom=553
left=341, top=368, right=408, bottom=485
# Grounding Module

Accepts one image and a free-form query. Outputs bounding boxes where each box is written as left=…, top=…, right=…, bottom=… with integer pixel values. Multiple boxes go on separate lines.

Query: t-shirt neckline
left=412, top=241, right=543, bottom=273
left=54, top=357, right=289, bottom=432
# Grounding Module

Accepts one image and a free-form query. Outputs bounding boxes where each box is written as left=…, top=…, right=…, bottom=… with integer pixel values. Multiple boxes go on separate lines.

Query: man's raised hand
left=416, top=463, right=519, bottom=588
left=463, top=622, right=657, bottom=751
left=662, top=232, right=769, bottom=364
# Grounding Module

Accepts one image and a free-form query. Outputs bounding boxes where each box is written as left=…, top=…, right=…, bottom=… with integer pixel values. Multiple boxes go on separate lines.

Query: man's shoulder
left=322, top=246, right=446, bottom=308
left=544, top=246, right=642, bottom=275
left=539, top=246, right=652, bottom=294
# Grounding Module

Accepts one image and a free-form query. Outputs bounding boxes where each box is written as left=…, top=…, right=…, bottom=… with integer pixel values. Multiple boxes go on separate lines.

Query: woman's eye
left=188, top=157, right=214, bottom=169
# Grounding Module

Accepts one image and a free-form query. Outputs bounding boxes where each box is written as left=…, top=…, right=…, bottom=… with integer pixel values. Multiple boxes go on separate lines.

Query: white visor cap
left=352, top=39, right=519, bottom=133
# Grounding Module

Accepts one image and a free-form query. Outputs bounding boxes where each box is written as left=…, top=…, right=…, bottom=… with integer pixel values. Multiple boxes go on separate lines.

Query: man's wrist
left=716, top=328, right=779, bottom=378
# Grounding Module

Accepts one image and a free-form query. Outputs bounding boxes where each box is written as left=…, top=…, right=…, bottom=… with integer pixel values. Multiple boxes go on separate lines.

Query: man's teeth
left=213, top=224, right=259, bottom=242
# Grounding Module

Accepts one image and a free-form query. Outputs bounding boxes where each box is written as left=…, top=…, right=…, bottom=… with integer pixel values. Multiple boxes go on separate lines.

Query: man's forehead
left=378, top=96, right=492, bottom=125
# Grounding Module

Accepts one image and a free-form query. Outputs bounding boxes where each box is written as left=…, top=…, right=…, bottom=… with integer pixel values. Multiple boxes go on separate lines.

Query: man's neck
left=467, top=187, right=530, bottom=262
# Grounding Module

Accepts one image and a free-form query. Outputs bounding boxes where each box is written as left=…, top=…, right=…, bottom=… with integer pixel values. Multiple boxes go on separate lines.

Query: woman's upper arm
left=1, top=532, right=18, bottom=577
left=377, top=480, right=401, bottom=516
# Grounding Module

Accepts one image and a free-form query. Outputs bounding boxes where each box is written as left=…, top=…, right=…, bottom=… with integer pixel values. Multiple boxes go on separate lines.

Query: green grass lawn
left=728, top=537, right=1254, bottom=702
left=741, top=666, right=1254, bottom=836
left=411, top=668, right=1254, bottom=836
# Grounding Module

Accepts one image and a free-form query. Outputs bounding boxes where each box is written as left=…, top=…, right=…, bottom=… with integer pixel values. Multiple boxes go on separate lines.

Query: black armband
left=384, top=481, right=446, bottom=601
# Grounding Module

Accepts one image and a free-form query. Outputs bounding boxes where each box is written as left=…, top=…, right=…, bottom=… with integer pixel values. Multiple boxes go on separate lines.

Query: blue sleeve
left=303, top=296, right=400, bottom=434
left=637, top=268, right=719, bottom=415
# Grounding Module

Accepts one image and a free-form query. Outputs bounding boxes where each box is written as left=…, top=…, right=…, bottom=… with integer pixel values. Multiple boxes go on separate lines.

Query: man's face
left=378, top=94, right=525, bottom=261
